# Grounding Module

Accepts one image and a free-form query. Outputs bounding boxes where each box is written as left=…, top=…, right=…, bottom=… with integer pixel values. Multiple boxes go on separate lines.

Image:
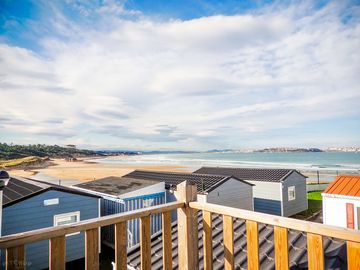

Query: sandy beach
left=9, top=157, right=191, bottom=183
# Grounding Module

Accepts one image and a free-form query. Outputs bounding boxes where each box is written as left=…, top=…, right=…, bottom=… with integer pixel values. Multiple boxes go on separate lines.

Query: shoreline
left=8, top=155, right=359, bottom=185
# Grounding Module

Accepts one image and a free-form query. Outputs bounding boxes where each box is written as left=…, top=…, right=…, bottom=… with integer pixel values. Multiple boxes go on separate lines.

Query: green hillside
left=0, top=143, right=97, bottom=160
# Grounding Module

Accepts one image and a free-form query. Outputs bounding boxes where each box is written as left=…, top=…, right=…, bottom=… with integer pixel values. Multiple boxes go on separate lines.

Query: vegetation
left=292, top=191, right=323, bottom=220
left=0, top=156, right=47, bottom=169
left=0, top=143, right=98, bottom=160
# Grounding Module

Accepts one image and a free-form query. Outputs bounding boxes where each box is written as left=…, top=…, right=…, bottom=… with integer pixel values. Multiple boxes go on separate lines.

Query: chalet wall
left=1, top=190, right=99, bottom=270
left=101, top=192, right=165, bottom=247
left=282, top=171, right=308, bottom=217
left=246, top=181, right=282, bottom=215
left=323, top=195, right=360, bottom=229
left=206, top=178, right=253, bottom=210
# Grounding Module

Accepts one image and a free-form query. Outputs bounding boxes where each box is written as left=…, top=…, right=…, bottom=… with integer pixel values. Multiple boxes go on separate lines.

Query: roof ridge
left=130, top=170, right=230, bottom=179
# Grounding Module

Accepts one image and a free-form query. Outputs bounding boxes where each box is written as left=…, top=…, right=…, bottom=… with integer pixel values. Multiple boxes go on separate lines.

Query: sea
left=92, top=152, right=360, bottom=172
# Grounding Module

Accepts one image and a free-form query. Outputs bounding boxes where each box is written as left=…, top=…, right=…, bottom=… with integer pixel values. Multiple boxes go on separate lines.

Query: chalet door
left=346, top=203, right=354, bottom=229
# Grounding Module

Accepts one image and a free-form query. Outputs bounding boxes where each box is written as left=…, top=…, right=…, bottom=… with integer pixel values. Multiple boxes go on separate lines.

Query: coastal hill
left=0, top=143, right=98, bottom=160
left=0, top=143, right=139, bottom=170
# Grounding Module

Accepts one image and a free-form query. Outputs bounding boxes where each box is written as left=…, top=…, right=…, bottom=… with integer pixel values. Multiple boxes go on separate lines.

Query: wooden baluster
left=203, top=211, right=213, bottom=270
left=175, top=181, right=199, bottom=270
left=162, top=211, right=173, bottom=270
left=49, top=235, right=66, bottom=270
left=223, top=215, right=234, bottom=270
left=115, top=222, right=127, bottom=270
left=246, top=220, right=259, bottom=270
left=85, top=228, right=99, bottom=270
left=307, top=233, right=324, bottom=270
left=140, top=215, right=151, bottom=270
left=347, top=241, right=360, bottom=270
left=6, top=245, right=25, bottom=270
left=274, top=226, right=289, bottom=270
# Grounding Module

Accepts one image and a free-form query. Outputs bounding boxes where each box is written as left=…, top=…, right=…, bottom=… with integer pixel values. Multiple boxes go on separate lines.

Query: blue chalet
left=0, top=174, right=100, bottom=270
left=74, top=176, right=165, bottom=248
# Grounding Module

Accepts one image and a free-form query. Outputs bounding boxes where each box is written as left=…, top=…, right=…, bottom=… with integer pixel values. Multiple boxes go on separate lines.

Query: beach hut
left=122, top=170, right=254, bottom=211
left=194, top=167, right=308, bottom=216
left=0, top=175, right=100, bottom=270
left=73, top=176, right=165, bottom=248
left=322, top=175, right=360, bottom=229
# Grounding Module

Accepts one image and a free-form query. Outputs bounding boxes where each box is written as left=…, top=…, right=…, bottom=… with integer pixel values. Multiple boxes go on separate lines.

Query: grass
left=292, top=191, right=323, bottom=220
left=0, top=156, right=45, bottom=169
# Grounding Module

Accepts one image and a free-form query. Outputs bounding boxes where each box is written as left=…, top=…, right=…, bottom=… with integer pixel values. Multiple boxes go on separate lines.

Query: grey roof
left=127, top=213, right=347, bottom=270
left=194, top=167, right=305, bottom=183
left=122, top=170, right=253, bottom=194
left=2, top=176, right=100, bottom=207
left=74, top=176, right=160, bottom=196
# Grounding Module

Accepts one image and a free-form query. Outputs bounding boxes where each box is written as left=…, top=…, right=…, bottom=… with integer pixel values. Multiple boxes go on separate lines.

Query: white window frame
left=288, top=186, right=296, bottom=201
left=143, top=198, right=154, bottom=208
left=54, top=211, right=80, bottom=236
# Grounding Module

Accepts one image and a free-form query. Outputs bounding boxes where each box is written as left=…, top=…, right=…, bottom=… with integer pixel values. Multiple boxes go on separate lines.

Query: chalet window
left=357, top=207, right=360, bottom=230
left=143, top=198, right=154, bottom=208
left=288, top=186, right=296, bottom=201
left=54, top=211, right=80, bottom=236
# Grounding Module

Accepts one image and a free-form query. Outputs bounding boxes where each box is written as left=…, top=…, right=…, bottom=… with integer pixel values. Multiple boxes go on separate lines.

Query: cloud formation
left=0, top=1, right=359, bottom=150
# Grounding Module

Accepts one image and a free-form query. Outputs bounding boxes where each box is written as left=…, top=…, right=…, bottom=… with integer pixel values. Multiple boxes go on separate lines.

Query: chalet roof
left=122, top=170, right=253, bottom=194
left=127, top=213, right=347, bottom=270
left=194, top=167, right=305, bottom=183
left=2, top=176, right=100, bottom=208
left=323, top=175, right=360, bottom=197
left=74, top=176, right=160, bottom=197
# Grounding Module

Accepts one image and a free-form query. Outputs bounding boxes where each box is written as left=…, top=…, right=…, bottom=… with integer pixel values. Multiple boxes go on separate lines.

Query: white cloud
left=0, top=1, right=359, bottom=149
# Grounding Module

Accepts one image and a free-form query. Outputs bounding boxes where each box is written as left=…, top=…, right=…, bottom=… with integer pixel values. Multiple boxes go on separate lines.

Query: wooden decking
left=0, top=181, right=359, bottom=270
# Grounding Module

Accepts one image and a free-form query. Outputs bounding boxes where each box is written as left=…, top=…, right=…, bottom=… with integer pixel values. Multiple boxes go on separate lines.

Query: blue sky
left=0, top=0, right=359, bottom=150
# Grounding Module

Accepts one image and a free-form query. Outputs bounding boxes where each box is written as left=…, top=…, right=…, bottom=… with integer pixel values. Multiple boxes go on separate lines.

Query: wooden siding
left=207, top=178, right=253, bottom=210
left=0, top=190, right=98, bottom=270
left=281, top=171, right=308, bottom=217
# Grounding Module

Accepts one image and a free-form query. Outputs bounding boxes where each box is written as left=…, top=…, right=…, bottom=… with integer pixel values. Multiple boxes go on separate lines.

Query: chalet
left=194, top=167, right=308, bottom=216
left=122, top=170, right=254, bottom=211
left=0, top=175, right=100, bottom=270
left=322, top=175, right=360, bottom=229
left=74, top=176, right=166, bottom=248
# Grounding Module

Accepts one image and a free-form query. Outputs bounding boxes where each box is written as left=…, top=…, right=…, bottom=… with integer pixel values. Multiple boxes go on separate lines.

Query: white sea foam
left=89, top=152, right=360, bottom=172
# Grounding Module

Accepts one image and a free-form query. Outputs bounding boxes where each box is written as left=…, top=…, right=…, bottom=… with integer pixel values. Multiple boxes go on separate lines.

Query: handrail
left=190, top=201, right=360, bottom=243
left=0, top=201, right=184, bottom=249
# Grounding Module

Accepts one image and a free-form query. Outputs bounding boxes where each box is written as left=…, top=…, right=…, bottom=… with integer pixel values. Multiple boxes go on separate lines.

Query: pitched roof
left=323, top=175, right=360, bottom=197
left=2, top=176, right=100, bottom=208
left=122, top=170, right=252, bottom=194
left=74, top=176, right=160, bottom=197
left=127, top=213, right=346, bottom=270
left=193, top=167, right=304, bottom=183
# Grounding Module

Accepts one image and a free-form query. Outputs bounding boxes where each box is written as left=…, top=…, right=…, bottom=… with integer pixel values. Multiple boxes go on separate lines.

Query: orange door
left=346, top=203, right=354, bottom=229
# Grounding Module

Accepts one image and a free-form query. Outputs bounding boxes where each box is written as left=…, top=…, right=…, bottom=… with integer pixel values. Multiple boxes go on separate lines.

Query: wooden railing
left=0, top=201, right=184, bottom=270
left=1, top=181, right=360, bottom=270
left=190, top=201, right=360, bottom=270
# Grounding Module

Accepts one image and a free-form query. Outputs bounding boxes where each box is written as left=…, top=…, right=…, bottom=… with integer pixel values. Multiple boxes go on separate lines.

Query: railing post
left=6, top=245, right=25, bottom=270
left=175, top=181, right=199, bottom=270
